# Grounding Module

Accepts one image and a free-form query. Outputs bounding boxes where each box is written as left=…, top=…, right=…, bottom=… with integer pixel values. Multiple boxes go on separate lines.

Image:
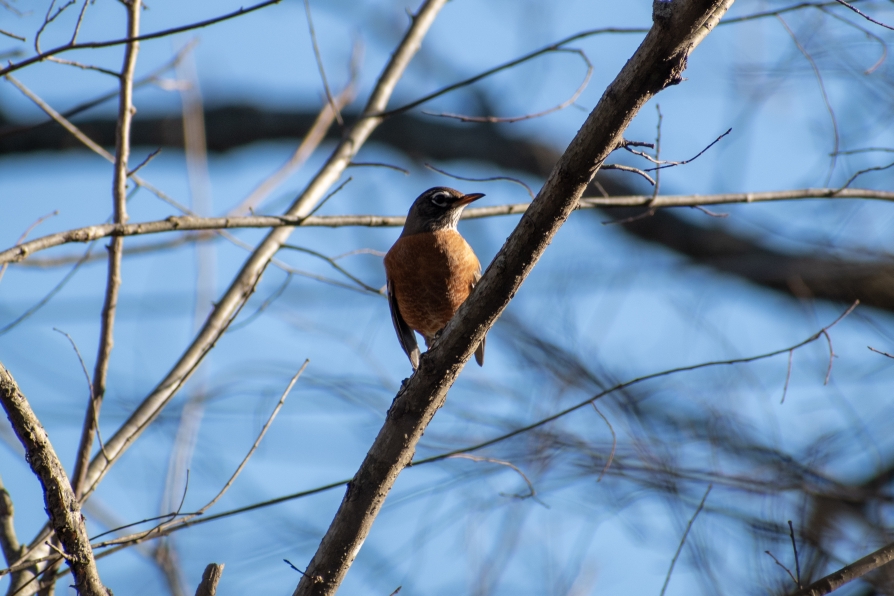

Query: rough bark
left=0, top=363, right=110, bottom=596
left=193, top=563, right=224, bottom=596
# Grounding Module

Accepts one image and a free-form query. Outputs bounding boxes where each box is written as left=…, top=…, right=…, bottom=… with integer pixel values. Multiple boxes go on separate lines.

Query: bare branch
left=602, top=163, right=656, bottom=185
left=831, top=0, right=894, bottom=30
left=377, top=27, right=647, bottom=119
left=424, top=48, right=592, bottom=123
left=72, top=0, right=141, bottom=501
left=0, top=363, right=110, bottom=595
left=659, top=485, right=712, bottom=596
left=6, top=188, right=894, bottom=266
left=0, top=210, right=57, bottom=285
left=591, top=405, right=616, bottom=482
left=424, top=163, right=535, bottom=200
left=447, top=454, right=537, bottom=500
left=195, top=362, right=307, bottom=515
left=303, top=0, right=342, bottom=126
left=790, top=541, right=894, bottom=596
left=777, top=15, right=839, bottom=184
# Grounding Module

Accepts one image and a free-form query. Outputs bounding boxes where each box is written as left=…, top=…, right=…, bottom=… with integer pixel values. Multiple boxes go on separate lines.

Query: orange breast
left=384, top=230, right=481, bottom=339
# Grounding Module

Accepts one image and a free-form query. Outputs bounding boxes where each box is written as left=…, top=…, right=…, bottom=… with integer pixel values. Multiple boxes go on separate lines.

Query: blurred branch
left=4, top=188, right=894, bottom=265
left=228, top=67, right=358, bottom=215
left=0, top=363, right=109, bottom=596
left=0, top=0, right=283, bottom=77
left=411, top=302, right=858, bottom=467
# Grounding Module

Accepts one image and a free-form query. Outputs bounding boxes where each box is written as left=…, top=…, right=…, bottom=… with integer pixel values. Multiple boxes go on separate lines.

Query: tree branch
left=790, top=541, right=894, bottom=596
left=71, top=0, right=141, bottom=502
left=0, top=363, right=109, bottom=595
left=4, top=187, right=892, bottom=266
left=292, top=1, right=734, bottom=594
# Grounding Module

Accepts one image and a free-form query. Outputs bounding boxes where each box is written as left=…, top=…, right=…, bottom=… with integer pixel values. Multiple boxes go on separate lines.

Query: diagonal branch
left=0, top=363, right=109, bottom=596
left=790, top=540, right=894, bottom=596
left=292, top=2, right=735, bottom=595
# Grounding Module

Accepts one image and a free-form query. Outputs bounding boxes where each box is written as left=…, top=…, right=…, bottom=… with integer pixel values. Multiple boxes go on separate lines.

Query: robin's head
left=401, top=187, right=485, bottom=236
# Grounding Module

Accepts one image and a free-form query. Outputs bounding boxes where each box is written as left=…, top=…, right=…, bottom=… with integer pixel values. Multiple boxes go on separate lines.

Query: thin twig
left=0, top=210, right=57, bottom=285
left=0, top=0, right=284, bottom=77
left=788, top=520, right=802, bottom=588
left=820, top=329, right=835, bottom=385
left=0, top=242, right=96, bottom=335
left=348, top=161, right=410, bottom=175
left=304, top=0, right=342, bottom=125
left=777, top=15, right=839, bottom=184
left=652, top=104, right=662, bottom=199
left=376, top=27, right=646, bottom=118
left=425, top=163, right=535, bottom=200
left=70, top=0, right=90, bottom=44
left=832, top=0, right=894, bottom=30
left=819, top=7, right=887, bottom=74
left=0, top=29, right=25, bottom=42
left=867, top=345, right=894, bottom=359
left=127, top=148, right=161, bottom=177
left=659, top=485, right=712, bottom=596
left=836, top=159, right=894, bottom=191
left=280, top=245, right=380, bottom=293
left=602, top=164, right=656, bottom=185
left=591, top=404, right=616, bottom=482
left=781, top=349, right=794, bottom=403
left=424, top=48, right=593, bottom=123
left=8, top=188, right=894, bottom=265
left=447, top=454, right=537, bottom=500
left=765, top=550, right=800, bottom=586
left=196, top=362, right=307, bottom=515
left=643, top=128, right=732, bottom=172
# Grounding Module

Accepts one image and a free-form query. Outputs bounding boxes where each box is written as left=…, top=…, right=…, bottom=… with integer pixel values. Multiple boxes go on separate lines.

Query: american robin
left=384, top=186, right=486, bottom=369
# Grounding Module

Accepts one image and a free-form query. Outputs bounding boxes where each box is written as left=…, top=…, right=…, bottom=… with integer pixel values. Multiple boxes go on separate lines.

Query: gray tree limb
left=0, top=363, right=110, bottom=596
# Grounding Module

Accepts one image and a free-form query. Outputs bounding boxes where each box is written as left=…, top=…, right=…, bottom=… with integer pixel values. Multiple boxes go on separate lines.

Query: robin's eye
left=430, top=192, right=449, bottom=207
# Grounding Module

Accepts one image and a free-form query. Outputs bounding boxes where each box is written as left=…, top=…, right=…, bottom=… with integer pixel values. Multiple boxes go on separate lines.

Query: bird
left=384, top=186, right=486, bottom=370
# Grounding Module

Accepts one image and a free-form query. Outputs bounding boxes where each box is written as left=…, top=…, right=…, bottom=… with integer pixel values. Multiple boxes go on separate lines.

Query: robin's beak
left=454, top=192, right=485, bottom=207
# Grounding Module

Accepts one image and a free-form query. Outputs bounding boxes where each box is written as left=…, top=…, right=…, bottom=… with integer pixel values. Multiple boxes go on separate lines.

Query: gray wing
left=472, top=272, right=485, bottom=367
left=387, top=278, right=420, bottom=369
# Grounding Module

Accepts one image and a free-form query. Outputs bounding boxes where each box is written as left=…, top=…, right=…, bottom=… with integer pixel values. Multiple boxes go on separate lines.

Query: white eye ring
left=430, top=192, right=449, bottom=207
